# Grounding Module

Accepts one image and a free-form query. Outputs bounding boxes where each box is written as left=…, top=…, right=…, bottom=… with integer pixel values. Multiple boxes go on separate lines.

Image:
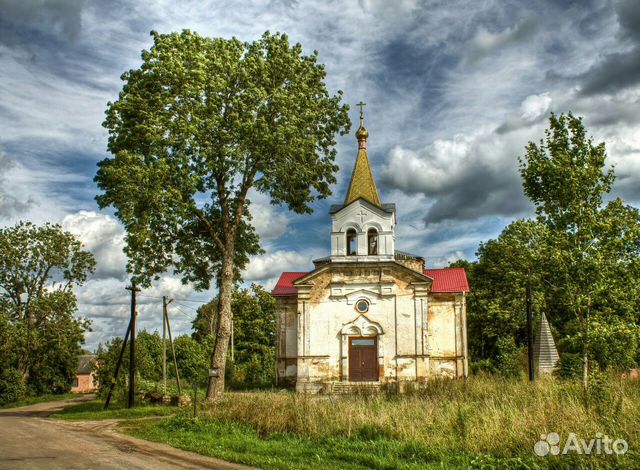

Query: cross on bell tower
left=356, top=101, right=366, bottom=126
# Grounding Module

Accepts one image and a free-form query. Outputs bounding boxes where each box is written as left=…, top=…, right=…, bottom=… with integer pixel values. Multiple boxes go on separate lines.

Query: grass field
left=51, top=399, right=180, bottom=420
left=0, top=393, right=80, bottom=409
left=121, top=375, right=640, bottom=470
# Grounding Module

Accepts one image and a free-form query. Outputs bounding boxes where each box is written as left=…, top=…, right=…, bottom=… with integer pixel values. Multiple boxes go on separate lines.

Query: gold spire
left=344, top=102, right=382, bottom=207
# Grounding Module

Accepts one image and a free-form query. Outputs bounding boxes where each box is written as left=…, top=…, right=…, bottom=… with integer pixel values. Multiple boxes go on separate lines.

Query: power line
left=172, top=304, right=196, bottom=321
left=170, top=297, right=211, bottom=304
left=173, top=301, right=199, bottom=312
left=135, top=293, right=211, bottom=305
left=137, top=293, right=164, bottom=300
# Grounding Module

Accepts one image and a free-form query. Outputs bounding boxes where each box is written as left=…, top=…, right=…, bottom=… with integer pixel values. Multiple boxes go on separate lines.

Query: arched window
left=346, top=229, right=357, bottom=256
left=367, top=228, right=378, bottom=255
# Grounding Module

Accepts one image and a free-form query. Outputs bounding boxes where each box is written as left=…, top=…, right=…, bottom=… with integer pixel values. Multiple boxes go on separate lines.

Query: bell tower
left=329, top=102, right=396, bottom=261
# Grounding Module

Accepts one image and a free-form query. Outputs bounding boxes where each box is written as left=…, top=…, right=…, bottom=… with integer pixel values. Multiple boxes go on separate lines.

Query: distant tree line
left=94, top=283, right=275, bottom=402
left=454, top=113, right=640, bottom=384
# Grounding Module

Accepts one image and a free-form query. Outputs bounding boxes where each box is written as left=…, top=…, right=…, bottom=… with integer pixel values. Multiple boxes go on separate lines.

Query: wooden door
left=349, top=337, right=378, bottom=382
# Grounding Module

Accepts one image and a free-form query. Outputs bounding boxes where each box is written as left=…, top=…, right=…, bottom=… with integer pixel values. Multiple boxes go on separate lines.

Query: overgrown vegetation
left=124, top=375, right=640, bottom=470
left=94, top=330, right=210, bottom=403
left=455, top=113, right=640, bottom=380
left=94, top=284, right=276, bottom=403
left=0, top=222, right=95, bottom=405
left=192, top=284, right=276, bottom=389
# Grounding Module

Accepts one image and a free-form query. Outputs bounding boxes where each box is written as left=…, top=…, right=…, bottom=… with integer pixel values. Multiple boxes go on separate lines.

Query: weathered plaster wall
left=71, top=373, right=96, bottom=393
left=275, top=296, right=298, bottom=385
left=275, top=263, right=468, bottom=390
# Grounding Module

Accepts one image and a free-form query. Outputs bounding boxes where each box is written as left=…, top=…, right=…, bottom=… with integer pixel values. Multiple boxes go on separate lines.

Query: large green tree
left=459, top=220, right=549, bottom=364
left=460, top=114, right=640, bottom=382
left=0, top=221, right=95, bottom=397
left=519, top=112, right=640, bottom=386
left=95, top=30, right=350, bottom=400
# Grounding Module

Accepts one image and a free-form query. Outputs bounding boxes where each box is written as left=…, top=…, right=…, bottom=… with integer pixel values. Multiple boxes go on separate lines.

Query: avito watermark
left=534, top=432, right=628, bottom=456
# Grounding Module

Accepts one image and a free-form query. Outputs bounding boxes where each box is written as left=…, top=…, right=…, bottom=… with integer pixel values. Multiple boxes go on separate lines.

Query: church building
left=272, top=107, right=470, bottom=393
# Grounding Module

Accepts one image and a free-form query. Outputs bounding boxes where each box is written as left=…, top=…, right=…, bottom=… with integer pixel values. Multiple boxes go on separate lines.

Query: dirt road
left=0, top=397, right=253, bottom=469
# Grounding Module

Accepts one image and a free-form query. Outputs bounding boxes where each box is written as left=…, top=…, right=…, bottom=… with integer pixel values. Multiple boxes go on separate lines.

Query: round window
left=355, top=299, right=369, bottom=313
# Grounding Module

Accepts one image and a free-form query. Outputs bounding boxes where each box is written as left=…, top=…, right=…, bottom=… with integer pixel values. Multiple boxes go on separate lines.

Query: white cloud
left=381, top=135, right=473, bottom=194
left=62, top=211, right=127, bottom=279
left=248, top=191, right=291, bottom=241
left=243, top=250, right=311, bottom=284
left=520, top=92, right=552, bottom=121
left=75, top=272, right=201, bottom=350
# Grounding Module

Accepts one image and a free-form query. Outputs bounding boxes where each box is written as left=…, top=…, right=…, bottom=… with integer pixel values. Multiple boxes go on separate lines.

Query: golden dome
left=356, top=125, right=369, bottom=141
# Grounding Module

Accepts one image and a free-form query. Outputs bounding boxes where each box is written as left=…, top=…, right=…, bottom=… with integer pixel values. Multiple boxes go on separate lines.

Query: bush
left=470, top=359, right=496, bottom=375
left=554, top=353, right=583, bottom=380
left=495, top=337, right=524, bottom=378
left=227, top=352, right=275, bottom=389
left=0, top=368, right=27, bottom=405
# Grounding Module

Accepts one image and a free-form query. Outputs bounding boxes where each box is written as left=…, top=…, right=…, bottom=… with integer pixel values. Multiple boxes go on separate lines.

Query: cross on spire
left=356, top=101, right=366, bottom=126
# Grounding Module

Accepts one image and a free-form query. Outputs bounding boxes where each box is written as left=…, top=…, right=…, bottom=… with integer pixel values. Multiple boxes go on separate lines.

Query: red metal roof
left=424, top=268, right=470, bottom=293
left=272, top=267, right=470, bottom=296
left=271, top=272, right=307, bottom=296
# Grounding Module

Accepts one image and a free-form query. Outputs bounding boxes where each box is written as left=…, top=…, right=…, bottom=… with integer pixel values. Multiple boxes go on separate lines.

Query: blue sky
left=1, top=0, right=639, bottom=349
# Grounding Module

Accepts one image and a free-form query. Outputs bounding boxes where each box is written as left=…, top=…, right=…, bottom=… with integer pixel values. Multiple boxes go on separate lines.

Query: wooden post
left=193, top=383, right=198, bottom=417
left=162, top=296, right=167, bottom=397
left=164, top=299, right=182, bottom=396
left=103, top=320, right=131, bottom=410
left=125, top=283, right=141, bottom=408
left=526, top=274, right=535, bottom=383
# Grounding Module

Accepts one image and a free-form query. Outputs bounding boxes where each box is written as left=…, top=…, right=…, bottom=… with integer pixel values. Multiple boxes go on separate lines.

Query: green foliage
left=494, top=337, right=524, bottom=378
left=519, top=112, right=640, bottom=380
left=135, top=330, right=163, bottom=382
left=95, top=329, right=211, bottom=402
left=0, top=368, right=27, bottom=406
left=520, top=113, right=614, bottom=232
left=469, top=359, right=496, bottom=375
left=191, top=299, right=218, bottom=343
left=193, top=284, right=276, bottom=388
left=463, top=113, right=640, bottom=380
left=463, top=220, right=548, bottom=363
left=173, top=335, right=210, bottom=386
left=565, top=315, right=640, bottom=371
left=0, top=221, right=95, bottom=402
left=231, top=284, right=276, bottom=364
left=95, top=30, right=350, bottom=289
left=554, top=353, right=583, bottom=380
left=95, top=29, right=350, bottom=397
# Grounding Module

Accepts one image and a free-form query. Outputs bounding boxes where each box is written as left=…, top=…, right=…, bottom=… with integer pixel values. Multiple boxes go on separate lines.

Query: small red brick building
left=70, top=354, right=97, bottom=393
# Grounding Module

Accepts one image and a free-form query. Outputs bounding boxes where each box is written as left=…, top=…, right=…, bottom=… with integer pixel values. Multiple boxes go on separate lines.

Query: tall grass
left=194, top=375, right=640, bottom=469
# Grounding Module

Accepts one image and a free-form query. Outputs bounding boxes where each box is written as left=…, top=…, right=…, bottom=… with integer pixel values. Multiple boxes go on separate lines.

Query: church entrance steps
left=325, top=381, right=383, bottom=394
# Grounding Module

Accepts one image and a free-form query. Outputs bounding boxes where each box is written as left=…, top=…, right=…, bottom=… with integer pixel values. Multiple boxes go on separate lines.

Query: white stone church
left=272, top=110, right=469, bottom=392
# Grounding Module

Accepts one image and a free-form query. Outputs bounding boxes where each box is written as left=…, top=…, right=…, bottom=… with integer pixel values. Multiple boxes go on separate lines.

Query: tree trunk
left=582, top=351, right=588, bottom=390
left=205, top=248, right=235, bottom=402
left=582, top=298, right=591, bottom=390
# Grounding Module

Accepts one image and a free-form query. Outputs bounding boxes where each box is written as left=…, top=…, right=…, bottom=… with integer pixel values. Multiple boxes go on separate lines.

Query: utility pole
left=162, top=296, right=168, bottom=397
left=103, top=318, right=131, bottom=410
left=526, top=273, right=535, bottom=383
left=164, top=298, right=182, bottom=396
left=126, top=283, right=141, bottom=408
